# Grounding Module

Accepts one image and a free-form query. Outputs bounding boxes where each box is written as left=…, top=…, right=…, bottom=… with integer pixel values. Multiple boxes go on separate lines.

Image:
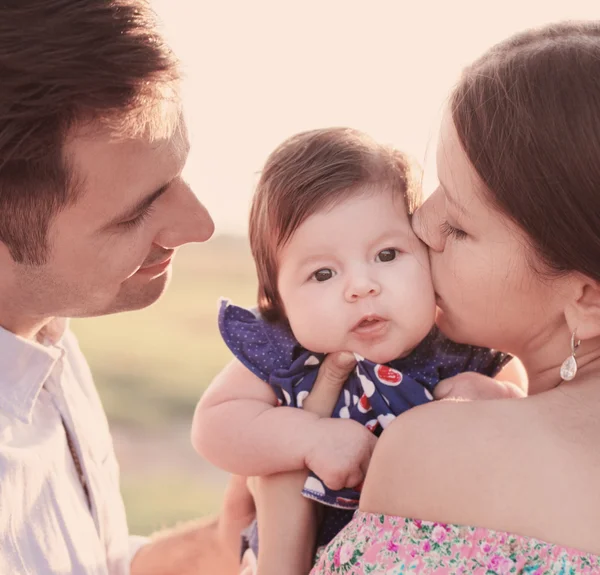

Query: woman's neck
left=521, top=334, right=600, bottom=396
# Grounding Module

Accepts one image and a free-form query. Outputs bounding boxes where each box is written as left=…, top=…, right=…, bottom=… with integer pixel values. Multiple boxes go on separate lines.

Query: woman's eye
left=440, top=221, right=468, bottom=240
left=312, top=268, right=334, bottom=282
left=376, top=248, right=398, bottom=262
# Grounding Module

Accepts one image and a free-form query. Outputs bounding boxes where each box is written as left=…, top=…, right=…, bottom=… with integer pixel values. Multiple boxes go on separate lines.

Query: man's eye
left=376, top=248, right=398, bottom=262
left=120, top=205, right=155, bottom=230
left=311, top=268, right=334, bottom=282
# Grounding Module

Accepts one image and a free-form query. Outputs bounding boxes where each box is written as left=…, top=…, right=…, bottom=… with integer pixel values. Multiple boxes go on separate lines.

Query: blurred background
left=72, top=0, right=599, bottom=535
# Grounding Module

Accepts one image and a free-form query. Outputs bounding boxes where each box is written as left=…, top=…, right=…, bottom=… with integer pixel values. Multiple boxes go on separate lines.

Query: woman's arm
left=358, top=396, right=511, bottom=526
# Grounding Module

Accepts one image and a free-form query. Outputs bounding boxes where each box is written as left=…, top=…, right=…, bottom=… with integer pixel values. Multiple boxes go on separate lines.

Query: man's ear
left=564, top=275, right=600, bottom=340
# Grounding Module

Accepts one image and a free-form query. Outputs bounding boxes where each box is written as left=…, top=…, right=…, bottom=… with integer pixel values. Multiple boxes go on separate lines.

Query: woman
left=256, top=20, right=600, bottom=574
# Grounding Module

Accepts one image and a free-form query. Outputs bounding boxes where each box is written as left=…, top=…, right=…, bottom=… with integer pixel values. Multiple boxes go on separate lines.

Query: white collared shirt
left=0, top=320, right=146, bottom=574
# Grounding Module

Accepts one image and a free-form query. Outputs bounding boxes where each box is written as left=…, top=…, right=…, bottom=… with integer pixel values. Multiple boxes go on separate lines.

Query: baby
left=192, top=128, right=511, bottom=557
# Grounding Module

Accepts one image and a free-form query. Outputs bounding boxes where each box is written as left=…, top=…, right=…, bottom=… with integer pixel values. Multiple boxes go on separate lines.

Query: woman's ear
left=564, top=276, right=600, bottom=340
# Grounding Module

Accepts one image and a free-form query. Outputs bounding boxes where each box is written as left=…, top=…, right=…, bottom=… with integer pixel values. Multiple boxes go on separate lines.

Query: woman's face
left=413, top=112, right=569, bottom=357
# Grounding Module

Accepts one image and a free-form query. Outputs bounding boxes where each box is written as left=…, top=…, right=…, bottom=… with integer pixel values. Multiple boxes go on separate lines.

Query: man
left=0, top=1, right=255, bottom=573
left=0, top=2, right=382, bottom=572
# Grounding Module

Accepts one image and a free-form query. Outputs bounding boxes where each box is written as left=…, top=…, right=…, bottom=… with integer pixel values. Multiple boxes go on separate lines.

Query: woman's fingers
left=302, top=352, right=356, bottom=417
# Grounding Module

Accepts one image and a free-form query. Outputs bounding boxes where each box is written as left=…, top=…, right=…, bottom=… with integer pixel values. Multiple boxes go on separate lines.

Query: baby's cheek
left=399, top=276, right=436, bottom=338
left=290, top=308, right=341, bottom=353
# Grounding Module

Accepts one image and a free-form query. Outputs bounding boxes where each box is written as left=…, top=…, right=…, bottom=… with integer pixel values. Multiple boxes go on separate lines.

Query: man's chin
left=98, top=271, right=171, bottom=316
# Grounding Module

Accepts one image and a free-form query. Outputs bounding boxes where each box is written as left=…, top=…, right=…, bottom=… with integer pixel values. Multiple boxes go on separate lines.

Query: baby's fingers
left=344, top=467, right=366, bottom=490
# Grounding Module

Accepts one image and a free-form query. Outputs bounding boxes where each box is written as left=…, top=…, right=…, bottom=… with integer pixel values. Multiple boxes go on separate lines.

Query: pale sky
left=152, top=0, right=599, bottom=236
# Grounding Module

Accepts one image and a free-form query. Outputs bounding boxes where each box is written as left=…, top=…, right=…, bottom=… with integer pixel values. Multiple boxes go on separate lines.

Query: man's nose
left=154, top=185, right=215, bottom=249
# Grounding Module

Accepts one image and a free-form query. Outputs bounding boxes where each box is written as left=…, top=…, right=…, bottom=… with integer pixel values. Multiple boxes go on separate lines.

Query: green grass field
left=72, top=235, right=258, bottom=534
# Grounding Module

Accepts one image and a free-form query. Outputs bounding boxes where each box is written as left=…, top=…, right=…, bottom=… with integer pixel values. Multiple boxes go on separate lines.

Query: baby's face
left=277, top=188, right=436, bottom=363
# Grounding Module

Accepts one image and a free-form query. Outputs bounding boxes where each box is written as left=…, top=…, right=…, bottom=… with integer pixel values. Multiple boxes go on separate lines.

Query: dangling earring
left=560, top=330, right=581, bottom=381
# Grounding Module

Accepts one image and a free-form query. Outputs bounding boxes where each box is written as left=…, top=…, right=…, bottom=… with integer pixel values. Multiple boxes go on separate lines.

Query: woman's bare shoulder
left=359, top=398, right=523, bottom=522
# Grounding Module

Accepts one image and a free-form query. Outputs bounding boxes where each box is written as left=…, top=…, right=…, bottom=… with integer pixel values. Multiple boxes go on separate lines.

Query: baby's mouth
left=352, top=315, right=388, bottom=334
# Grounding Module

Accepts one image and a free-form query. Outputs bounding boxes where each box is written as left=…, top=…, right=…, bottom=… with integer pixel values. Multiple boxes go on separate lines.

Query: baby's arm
left=192, top=359, right=320, bottom=476
left=192, top=359, right=376, bottom=483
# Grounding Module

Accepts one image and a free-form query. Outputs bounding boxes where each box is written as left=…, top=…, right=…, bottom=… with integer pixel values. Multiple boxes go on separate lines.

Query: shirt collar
left=0, top=319, right=67, bottom=424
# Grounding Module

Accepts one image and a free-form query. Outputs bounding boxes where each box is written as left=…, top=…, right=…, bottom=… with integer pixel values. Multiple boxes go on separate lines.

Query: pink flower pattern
left=311, top=512, right=600, bottom=574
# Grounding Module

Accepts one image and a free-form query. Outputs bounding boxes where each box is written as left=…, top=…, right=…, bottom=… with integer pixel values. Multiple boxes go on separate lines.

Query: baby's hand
left=434, top=372, right=526, bottom=401
left=305, top=418, right=377, bottom=491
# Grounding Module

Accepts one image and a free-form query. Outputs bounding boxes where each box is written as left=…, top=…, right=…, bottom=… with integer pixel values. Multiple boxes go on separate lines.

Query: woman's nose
left=412, top=193, right=445, bottom=253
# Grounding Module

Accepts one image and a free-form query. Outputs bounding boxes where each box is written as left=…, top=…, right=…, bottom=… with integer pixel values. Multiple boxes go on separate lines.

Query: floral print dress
left=311, top=512, right=600, bottom=574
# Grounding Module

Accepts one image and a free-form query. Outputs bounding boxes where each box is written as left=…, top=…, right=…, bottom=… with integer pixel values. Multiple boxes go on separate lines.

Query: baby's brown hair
left=249, top=127, right=421, bottom=322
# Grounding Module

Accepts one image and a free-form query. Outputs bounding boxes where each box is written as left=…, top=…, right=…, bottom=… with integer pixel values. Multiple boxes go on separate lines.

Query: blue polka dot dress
left=218, top=299, right=511, bottom=551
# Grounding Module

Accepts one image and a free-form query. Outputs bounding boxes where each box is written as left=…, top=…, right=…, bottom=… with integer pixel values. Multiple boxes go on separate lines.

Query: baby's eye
left=312, top=268, right=334, bottom=282
left=376, top=249, right=398, bottom=262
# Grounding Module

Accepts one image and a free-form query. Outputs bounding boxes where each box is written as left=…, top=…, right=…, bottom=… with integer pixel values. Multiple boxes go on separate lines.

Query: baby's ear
left=564, top=276, right=600, bottom=340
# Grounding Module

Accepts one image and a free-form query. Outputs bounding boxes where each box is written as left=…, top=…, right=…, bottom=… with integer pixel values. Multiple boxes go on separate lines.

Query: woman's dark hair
left=451, top=21, right=600, bottom=280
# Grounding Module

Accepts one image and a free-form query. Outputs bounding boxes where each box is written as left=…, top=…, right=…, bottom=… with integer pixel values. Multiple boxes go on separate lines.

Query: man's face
left=5, top=118, right=214, bottom=323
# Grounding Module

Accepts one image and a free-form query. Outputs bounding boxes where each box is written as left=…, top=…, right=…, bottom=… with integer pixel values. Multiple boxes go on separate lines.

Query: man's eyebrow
left=106, top=181, right=172, bottom=227
left=439, top=179, right=467, bottom=216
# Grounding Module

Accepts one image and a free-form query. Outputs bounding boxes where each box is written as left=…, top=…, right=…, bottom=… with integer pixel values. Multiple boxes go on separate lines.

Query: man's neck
left=0, top=312, right=56, bottom=341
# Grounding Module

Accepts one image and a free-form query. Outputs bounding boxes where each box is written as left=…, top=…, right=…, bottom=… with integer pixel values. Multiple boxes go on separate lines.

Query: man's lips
left=137, top=251, right=174, bottom=274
